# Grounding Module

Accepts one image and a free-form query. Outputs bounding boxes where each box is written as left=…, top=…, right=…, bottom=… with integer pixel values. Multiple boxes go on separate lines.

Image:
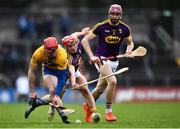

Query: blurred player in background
left=47, top=27, right=100, bottom=123
left=81, top=4, right=134, bottom=122
left=24, top=37, right=70, bottom=124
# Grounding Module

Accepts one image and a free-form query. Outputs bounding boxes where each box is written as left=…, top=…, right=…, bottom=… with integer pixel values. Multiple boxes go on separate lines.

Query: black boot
left=61, top=115, right=71, bottom=124
left=24, top=98, right=38, bottom=119
left=56, top=107, right=71, bottom=124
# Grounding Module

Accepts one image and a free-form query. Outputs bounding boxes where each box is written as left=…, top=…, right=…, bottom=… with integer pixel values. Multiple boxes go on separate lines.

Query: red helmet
left=43, top=37, right=58, bottom=51
left=108, top=4, right=122, bottom=16
left=62, top=35, right=79, bottom=46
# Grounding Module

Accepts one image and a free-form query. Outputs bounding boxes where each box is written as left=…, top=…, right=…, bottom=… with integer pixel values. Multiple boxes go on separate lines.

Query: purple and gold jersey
left=91, top=19, right=131, bottom=58
left=67, top=43, right=82, bottom=71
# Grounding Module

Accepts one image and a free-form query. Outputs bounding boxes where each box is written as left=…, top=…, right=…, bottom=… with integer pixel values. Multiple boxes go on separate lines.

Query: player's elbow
left=28, top=70, right=34, bottom=79
left=81, top=36, right=88, bottom=45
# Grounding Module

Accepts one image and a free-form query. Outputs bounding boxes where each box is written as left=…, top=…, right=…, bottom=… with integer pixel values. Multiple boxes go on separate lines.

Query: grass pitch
left=0, top=102, right=180, bottom=128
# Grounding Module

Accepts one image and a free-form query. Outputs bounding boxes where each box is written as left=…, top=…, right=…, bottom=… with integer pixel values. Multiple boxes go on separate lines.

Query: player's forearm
left=71, top=31, right=86, bottom=38
left=81, top=38, right=94, bottom=58
left=71, top=27, right=89, bottom=37
left=28, top=71, right=36, bottom=93
left=71, top=32, right=82, bottom=37
left=126, top=42, right=134, bottom=53
left=28, top=63, right=37, bottom=93
left=125, top=35, right=134, bottom=53
left=69, top=74, right=76, bottom=86
left=69, top=66, right=76, bottom=86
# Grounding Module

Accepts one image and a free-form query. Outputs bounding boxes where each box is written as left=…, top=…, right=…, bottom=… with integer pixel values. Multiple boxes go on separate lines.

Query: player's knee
left=98, top=90, right=104, bottom=94
left=108, top=79, right=117, bottom=87
left=94, top=87, right=104, bottom=94
left=81, top=86, right=89, bottom=93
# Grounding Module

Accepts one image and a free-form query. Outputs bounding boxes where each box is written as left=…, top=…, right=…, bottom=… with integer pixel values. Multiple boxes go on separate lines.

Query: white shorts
left=95, top=60, right=119, bottom=72
left=65, top=70, right=82, bottom=86
left=74, top=70, right=82, bottom=78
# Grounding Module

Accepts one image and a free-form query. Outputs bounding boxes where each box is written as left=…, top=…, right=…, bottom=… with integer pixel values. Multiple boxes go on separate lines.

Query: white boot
left=48, top=106, right=55, bottom=121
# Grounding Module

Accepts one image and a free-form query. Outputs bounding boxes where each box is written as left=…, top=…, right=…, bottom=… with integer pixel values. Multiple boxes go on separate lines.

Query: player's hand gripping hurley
left=36, top=97, right=75, bottom=115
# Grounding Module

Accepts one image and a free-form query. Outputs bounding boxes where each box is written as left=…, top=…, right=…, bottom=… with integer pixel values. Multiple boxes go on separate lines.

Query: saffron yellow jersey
left=30, top=45, right=68, bottom=70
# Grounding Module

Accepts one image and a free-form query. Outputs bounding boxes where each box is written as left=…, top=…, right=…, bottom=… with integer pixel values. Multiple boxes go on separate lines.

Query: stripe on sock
left=106, top=102, right=112, bottom=109
left=106, top=102, right=112, bottom=113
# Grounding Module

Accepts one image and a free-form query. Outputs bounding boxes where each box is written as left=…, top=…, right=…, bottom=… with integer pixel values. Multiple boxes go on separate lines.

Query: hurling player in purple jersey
left=81, top=4, right=134, bottom=122
left=47, top=27, right=100, bottom=123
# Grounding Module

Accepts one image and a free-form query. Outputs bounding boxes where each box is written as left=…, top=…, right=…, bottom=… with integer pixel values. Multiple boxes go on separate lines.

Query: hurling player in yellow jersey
left=24, top=37, right=70, bottom=124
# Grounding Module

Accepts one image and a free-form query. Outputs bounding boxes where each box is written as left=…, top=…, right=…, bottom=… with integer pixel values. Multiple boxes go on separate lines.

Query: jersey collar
left=108, top=19, right=120, bottom=26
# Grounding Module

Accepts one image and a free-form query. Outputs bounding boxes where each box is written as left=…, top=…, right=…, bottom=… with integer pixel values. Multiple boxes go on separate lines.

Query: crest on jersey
left=105, top=35, right=121, bottom=44
left=119, top=29, right=122, bottom=33
left=105, top=30, right=110, bottom=33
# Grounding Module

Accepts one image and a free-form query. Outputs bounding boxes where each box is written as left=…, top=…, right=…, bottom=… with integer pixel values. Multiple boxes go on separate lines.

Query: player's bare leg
left=100, top=64, right=117, bottom=121
left=77, top=75, right=100, bottom=123
left=92, top=75, right=107, bottom=101
left=53, top=95, right=70, bottom=124
left=91, top=64, right=117, bottom=122
left=81, top=86, right=99, bottom=123
left=44, top=75, right=70, bottom=124
left=42, top=75, right=56, bottom=121
left=105, top=75, right=117, bottom=121
left=43, top=94, right=70, bottom=124
left=47, top=87, right=65, bottom=121
left=48, top=106, right=55, bottom=121
left=39, top=95, right=55, bottom=121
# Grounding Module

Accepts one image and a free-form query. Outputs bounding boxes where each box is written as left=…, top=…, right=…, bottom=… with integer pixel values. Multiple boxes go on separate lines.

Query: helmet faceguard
left=62, top=35, right=79, bottom=46
left=108, top=4, right=122, bottom=24
left=44, top=37, right=58, bottom=51
left=62, top=35, right=79, bottom=53
left=43, top=37, right=58, bottom=57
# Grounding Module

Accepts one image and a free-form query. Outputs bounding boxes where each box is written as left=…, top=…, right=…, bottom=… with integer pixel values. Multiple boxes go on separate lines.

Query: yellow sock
left=90, top=108, right=97, bottom=113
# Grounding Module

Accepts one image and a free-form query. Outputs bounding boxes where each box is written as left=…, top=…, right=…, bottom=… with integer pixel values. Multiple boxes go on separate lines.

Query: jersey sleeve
left=30, top=48, right=42, bottom=65
left=91, top=23, right=101, bottom=36
left=124, top=25, right=131, bottom=38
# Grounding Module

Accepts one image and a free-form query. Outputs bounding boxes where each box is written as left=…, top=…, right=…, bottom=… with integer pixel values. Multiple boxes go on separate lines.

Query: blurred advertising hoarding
left=115, top=87, right=180, bottom=102
left=1, top=86, right=180, bottom=103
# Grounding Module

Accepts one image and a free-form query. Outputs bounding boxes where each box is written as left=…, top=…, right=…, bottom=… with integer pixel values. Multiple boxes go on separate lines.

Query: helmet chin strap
left=110, top=19, right=118, bottom=24
left=109, top=18, right=119, bottom=25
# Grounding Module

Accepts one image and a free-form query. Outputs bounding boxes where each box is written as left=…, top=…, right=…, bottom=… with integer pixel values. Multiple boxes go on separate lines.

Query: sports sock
left=90, top=108, right=97, bottom=113
left=105, top=102, right=112, bottom=113
left=56, top=108, right=66, bottom=117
